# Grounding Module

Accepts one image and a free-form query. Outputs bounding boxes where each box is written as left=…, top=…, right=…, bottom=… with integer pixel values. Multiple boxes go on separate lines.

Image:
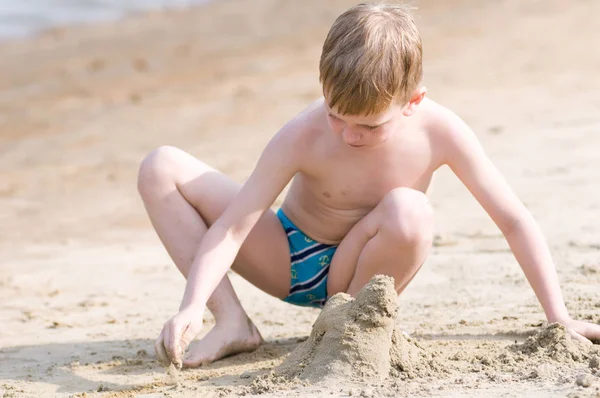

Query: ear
left=402, top=86, right=427, bottom=116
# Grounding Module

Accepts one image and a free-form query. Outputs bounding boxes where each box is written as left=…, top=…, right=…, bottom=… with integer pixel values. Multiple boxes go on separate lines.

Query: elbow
left=211, top=216, right=254, bottom=245
left=498, top=212, right=532, bottom=237
left=498, top=217, right=520, bottom=236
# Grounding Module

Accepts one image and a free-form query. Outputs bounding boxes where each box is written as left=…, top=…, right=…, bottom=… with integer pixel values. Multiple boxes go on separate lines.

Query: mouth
left=348, top=143, right=364, bottom=148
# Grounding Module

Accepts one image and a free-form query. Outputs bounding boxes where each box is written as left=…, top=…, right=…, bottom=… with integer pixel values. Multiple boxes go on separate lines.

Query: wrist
left=180, top=278, right=210, bottom=311
left=545, top=306, right=570, bottom=324
left=178, top=296, right=206, bottom=313
left=179, top=302, right=205, bottom=313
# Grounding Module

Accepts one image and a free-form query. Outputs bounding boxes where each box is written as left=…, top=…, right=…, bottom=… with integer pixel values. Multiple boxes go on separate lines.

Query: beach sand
left=1, top=0, right=599, bottom=396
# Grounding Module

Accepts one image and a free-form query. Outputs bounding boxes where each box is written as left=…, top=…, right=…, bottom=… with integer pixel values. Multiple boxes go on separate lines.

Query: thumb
left=180, top=322, right=199, bottom=353
left=568, top=329, right=592, bottom=345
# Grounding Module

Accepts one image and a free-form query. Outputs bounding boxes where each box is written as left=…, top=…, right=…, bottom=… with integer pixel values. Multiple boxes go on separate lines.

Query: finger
left=154, top=329, right=170, bottom=366
left=583, top=322, right=600, bottom=344
left=164, top=323, right=184, bottom=369
left=166, top=323, right=184, bottom=369
left=569, top=329, right=592, bottom=345
left=180, top=323, right=198, bottom=352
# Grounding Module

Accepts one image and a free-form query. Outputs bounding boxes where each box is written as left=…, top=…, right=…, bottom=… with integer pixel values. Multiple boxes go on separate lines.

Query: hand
left=155, top=307, right=204, bottom=369
left=559, top=317, right=600, bottom=344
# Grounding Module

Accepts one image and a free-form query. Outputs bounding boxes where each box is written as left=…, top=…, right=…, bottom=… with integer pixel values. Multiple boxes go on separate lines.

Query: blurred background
left=0, top=0, right=212, bottom=38
left=0, top=0, right=599, bottom=396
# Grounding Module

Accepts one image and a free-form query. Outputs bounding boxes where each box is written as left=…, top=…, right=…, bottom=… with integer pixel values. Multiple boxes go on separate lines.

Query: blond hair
left=319, top=2, right=423, bottom=115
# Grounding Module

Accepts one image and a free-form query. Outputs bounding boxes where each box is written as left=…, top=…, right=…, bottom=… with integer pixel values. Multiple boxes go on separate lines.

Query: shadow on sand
left=0, top=336, right=302, bottom=394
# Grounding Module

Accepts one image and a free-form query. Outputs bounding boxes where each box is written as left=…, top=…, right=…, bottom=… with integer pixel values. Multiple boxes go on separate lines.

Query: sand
left=1, top=0, right=600, bottom=397
left=276, top=276, right=405, bottom=382
left=246, top=276, right=600, bottom=397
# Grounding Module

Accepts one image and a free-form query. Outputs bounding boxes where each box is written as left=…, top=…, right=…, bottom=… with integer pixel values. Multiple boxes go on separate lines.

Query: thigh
left=171, top=148, right=291, bottom=299
left=327, top=187, right=433, bottom=297
left=326, top=207, right=380, bottom=296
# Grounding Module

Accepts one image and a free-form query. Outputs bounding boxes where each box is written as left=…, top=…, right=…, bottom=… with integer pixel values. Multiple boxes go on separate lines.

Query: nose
left=341, top=128, right=361, bottom=145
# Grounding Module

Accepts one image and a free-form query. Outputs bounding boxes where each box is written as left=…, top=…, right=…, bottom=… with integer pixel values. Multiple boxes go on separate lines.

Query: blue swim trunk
left=276, top=209, right=338, bottom=308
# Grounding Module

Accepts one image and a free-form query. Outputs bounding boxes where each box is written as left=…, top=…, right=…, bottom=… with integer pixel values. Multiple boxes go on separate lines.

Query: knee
left=137, top=145, right=181, bottom=198
left=378, top=188, right=434, bottom=246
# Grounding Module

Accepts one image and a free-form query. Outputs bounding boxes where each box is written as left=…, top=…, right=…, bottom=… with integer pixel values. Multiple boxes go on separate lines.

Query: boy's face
left=325, top=101, right=405, bottom=148
left=324, top=89, right=426, bottom=149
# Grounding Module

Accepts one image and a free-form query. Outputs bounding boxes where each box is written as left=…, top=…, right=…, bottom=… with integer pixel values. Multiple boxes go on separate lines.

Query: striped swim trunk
left=276, top=208, right=338, bottom=308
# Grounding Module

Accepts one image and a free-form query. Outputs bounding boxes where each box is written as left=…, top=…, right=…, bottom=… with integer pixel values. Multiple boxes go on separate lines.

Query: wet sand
left=1, top=0, right=599, bottom=396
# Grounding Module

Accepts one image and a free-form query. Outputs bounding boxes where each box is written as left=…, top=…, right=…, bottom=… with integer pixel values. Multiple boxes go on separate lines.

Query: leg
left=327, top=187, right=433, bottom=297
left=137, top=146, right=291, bottom=367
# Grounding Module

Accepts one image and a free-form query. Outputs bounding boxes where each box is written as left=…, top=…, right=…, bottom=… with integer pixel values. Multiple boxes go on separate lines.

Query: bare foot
left=182, top=317, right=263, bottom=368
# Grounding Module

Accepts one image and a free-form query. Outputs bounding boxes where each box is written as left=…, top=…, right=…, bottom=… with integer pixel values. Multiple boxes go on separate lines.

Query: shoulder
left=419, top=98, right=470, bottom=138
left=418, top=98, right=479, bottom=165
left=268, top=98, right=327, bottom=156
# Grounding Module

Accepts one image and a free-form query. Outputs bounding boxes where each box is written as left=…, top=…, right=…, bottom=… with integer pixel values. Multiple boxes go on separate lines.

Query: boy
left=137, top=3, right=600, bottom=369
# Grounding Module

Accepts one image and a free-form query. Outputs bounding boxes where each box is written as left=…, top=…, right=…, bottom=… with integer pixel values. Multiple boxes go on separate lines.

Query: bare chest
left=301, top=150, right=433, bottom=210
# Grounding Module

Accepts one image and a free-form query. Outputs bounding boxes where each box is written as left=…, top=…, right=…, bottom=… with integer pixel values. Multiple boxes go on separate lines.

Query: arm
left=437, top=108, right=599, bottom=342
left=157, top=125, right=302, bottom=367
left=181, top=128, right=299, bottom=310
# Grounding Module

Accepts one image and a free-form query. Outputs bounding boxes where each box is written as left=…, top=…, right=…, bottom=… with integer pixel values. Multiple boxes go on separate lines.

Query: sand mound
left=248, top=277, right=598, bottom=395
left=275, top=275, right=438, bottom=383
left=487, top=323, right=600, bottom=382
left=510, top=323, right=597, bottom=364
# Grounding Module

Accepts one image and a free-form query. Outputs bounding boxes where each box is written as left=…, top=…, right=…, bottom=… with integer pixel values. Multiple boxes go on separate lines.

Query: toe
left=182, top=344, right=213, bottom=368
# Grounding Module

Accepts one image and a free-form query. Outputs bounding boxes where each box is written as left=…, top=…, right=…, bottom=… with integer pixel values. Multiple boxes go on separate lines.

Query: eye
left=364, top=125, right=379, bottom=131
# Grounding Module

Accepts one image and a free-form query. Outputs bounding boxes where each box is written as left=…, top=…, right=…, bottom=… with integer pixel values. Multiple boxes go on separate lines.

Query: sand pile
left=511, top=323, right=593, bottom=363
left=485, top=323, right=600, bottom=383
left=274, top=275, right=438, bottom=383
left=246, top=277, right=598, bottom=395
